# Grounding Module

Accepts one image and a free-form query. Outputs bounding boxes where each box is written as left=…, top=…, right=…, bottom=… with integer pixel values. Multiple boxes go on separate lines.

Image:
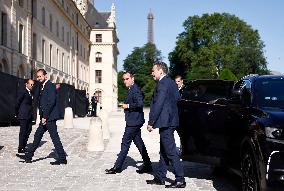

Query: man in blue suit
left=15, top=79, right=34, bottom=154
left=105, top=71, right=152, bottom=174
left=146, top=62, right=186, bottom=188
left=23, top=69, right=66, bottom=165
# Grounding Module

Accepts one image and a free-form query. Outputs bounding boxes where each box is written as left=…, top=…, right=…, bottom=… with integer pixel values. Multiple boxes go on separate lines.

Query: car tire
left=241, top=149, right=260, bottom=191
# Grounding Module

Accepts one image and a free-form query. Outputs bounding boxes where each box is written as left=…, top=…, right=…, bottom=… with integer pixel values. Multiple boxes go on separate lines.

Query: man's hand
left=147, top=125, right=154, bottom=132
left=41, top=118, right=47, bottom=125
left=122, top=104, right=129, bottom=109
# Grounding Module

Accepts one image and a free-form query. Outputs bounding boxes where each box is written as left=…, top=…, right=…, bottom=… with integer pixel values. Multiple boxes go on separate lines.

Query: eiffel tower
left=147, top=9, right=154, bottom=44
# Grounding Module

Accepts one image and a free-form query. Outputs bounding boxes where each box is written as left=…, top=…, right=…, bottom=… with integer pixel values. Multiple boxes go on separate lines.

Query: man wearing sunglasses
left=105, top=71, right=152, bottom=174
left=15, top=79, right=34, bottom=154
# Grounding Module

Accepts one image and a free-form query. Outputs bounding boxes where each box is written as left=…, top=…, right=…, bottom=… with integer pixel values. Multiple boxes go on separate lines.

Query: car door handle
left=207, top=110, right=215, bottom=115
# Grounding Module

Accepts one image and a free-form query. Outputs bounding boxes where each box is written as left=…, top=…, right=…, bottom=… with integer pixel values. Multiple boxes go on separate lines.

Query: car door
left=179, top=80, right=234, bottom=164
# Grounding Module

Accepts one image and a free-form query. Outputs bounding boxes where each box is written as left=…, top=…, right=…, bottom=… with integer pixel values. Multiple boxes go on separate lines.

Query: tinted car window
left=255, top=78, right=284, bottom=108
left=182, top=81, right=233, bottom=102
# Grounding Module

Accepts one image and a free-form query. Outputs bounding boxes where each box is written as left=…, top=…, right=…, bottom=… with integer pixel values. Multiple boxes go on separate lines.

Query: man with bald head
left=15, top=79, right=34, bottom=154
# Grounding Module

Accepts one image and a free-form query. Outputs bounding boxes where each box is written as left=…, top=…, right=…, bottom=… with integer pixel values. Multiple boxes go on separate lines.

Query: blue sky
left=95, top=0, right=284, bottom=73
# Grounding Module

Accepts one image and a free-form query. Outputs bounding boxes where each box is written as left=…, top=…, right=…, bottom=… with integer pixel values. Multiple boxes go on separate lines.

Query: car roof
left=242, top=74, right=284, bottom=81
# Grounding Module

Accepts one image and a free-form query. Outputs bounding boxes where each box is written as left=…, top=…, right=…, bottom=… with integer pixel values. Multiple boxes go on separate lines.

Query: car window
left=255, top=78, right=284, bottom=108
left=182, top=81, right=233, bottom=102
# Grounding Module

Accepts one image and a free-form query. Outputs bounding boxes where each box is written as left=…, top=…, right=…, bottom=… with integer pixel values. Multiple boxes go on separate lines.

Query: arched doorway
left=50, top=74, right=55, bottom=83
left=1, top=59, right=9, bottom=73
left=56, top=76, right=60, bottom=83
left=0, top=63, right=3, bottom=72
left=17, top=64, right=25, bottom=78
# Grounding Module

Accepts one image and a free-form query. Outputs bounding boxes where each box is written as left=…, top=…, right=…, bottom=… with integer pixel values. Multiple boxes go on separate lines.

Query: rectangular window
left=67, top=32, right=69, bottom=46
left=72, top=37, right=74, bottom=49
left=76, top=32, right=78, bottom=50
left=83, top=48, right=85, bottom=59
left=42, top=7, right=45, bottom=26
left=32, top=33, right=37, bottom=59
left=96, top=34, right=102, bottom=42
left=32, top=0, right=37, bottom=18
left=18, top=24, right=24, bottom=53
left=62, top=26, right=64, bottom=42
left=95, top=70, right=102, bottom=83
left=1, top=12, right=7, bottom=46
left=56, top=21, right=59, bottom=37
left=49, top=44, right=52, bottom=66
left=19, top=0, right=24, bottom=7
left=57, top=49, right=59, bottom=69
left=62, top=53, right=64, bottom=71
left=49, top=14, right=52, bottom=32
left=42, top=39, right=45, bottom=63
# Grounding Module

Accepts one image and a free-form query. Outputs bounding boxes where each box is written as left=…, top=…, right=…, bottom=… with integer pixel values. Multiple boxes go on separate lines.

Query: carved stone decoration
left=107, top=3, right=116, bottom=28
left=73, top=0, right=88, bottom=17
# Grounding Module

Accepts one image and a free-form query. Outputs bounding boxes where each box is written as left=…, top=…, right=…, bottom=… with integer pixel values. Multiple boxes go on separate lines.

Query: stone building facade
left=0, top=0, right=119, bottom=112
left=86, top=3, right=119, bottom=111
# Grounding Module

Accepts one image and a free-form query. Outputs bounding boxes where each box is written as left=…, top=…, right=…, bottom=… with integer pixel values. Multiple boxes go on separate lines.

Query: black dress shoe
left=146, top=178, right=165, bottom=185
left=105, top=167, right=122, bottom=174
left=165, top=181, right=186, bottom=188
left=18, top=148, right=26, bottom=153
left=24, top=159, right=32, bottom=163
left=136, top=166, right=153, bottom=174
left=17, top=154, right=32, bottom=163
left=16, top=154, right=26, bottom=159
left=50, top=160, right=67, bottom=165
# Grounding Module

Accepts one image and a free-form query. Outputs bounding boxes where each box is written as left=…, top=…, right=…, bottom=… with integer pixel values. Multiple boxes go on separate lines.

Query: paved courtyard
left=0, top=109, right=239, bottom=191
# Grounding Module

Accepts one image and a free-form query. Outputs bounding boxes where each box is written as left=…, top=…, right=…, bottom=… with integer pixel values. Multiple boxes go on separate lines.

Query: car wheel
left=241, top=149, right=260, bottom=191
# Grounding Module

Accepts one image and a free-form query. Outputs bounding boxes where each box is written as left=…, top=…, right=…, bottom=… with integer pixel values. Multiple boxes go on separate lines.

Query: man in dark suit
left=175, top=75, right=185, bottom=97
left=23, top=69, right=66, bottom=165
left=146, top=62, right=186, bottom=188
left=91, top=93, right=97, bottom=116
left=105, top=71, right=152, bottom=174
left=15, top=79, right=34, bottom=154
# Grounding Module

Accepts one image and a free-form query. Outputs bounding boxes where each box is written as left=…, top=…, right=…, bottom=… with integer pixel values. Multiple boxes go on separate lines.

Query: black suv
left=178, top=75, right=284, bottom=191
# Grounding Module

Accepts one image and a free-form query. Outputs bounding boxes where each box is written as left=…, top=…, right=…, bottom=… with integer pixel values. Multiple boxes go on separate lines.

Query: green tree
left=123, top=43, right=162, bottom=87
left=141, top=80, right=156, bottom=106
left=119, top=43, right=162, bottom=106
left=217, top=68, right=238, bottom=81
left=117, top=71, right=127, bottom=104
left=169, top=13, right=268, bottom=80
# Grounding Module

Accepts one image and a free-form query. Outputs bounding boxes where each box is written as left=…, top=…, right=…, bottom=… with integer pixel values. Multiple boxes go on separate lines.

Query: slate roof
left=85, top=5, right=110, bottom=28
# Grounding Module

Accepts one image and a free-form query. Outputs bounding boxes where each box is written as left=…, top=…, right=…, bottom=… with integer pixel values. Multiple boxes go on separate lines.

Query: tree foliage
left=169, top=13, right=268, bottom=80
left=117, top=71, right=127, bottom=103
left=117, top=43, right=162, bottom=105
left=217, top=68, right=238, bottom=81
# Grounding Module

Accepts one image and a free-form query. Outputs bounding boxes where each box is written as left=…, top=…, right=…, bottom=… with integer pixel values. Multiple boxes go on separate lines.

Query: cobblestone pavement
left=0, top=109, right=240, bottom=191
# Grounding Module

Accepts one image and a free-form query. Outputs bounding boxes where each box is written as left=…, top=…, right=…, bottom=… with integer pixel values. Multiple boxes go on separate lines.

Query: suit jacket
left=39, top=80, right=60, bottom=121
left=124, top=83, right=145, bottom=126
left=148, top=76, right=180, bottom=129
left=15, top=89, right=33, bottom=120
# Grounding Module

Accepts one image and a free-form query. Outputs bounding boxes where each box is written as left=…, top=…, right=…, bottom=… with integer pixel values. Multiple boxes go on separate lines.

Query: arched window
left=0, top=63, right=3, bottom=72
left=95, top=90, right=102, bottom=104
left=1, top=59, right=9, bottom=73
left=95, top=52, right=102, bottom=63
left=17, top=64, right=25, bottom=78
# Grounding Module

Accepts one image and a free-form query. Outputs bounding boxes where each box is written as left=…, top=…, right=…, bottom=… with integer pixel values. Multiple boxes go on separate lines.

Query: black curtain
left=56, top=83, right=75, bottom=119
left=0, top=72, right=18, bottom=126
left=75, top=89, right=87, bottom=117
